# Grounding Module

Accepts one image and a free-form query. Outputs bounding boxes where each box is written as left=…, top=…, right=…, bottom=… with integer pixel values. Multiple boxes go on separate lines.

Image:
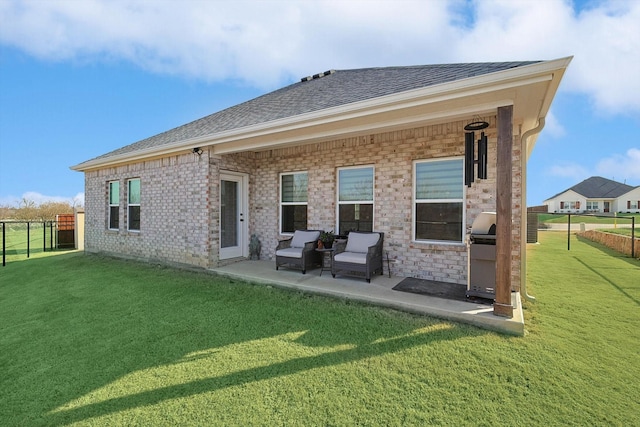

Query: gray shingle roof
left=551, top=176, right=636, bottom=199
left=88, top=61, right=540, bottom=162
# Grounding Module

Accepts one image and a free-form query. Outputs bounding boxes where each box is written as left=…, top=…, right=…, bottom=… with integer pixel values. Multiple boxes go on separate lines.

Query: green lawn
left=538, top=212, right=640, bottom=225
left=1, top=222, right=56, bottom=261
left=1, top=233, right=639, bottom=426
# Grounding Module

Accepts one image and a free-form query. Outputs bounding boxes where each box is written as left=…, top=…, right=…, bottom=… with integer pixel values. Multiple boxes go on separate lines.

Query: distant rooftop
left=547, top=176, right=636, bottom=200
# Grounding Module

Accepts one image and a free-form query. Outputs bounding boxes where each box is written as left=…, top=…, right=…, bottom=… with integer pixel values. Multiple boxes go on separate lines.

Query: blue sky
left=1, top=0, right=639, bottom=208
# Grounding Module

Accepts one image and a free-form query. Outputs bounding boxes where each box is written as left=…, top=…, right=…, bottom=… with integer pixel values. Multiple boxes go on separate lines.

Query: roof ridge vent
left=300, top=69, right=335, bottom=82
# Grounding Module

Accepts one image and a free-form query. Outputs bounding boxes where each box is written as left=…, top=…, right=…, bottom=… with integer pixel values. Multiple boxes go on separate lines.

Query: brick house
left=72, top=58, right=571, bottom=316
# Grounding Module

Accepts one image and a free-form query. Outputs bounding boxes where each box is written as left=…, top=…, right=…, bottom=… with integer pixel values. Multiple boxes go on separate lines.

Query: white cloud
left=0, top=0, right=638, bottom=112
left=455, top=0, right=640, bottom=116
left=562, top=2, right=640, bottom=116
left=547, top=162, right=590, bottom=182
left=596, top=148, right=640, bottom=182
left=0, top=192, right=84, bottom=208
left=541, top=110, right=566, bottom=138
left=545, top=148, right=640, bottom=186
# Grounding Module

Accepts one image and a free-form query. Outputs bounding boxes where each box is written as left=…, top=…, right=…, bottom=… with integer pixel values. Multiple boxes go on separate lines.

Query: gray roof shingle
left=87, top=61, right=540, bottom=162
left=550, top=176, right=636, bottom=199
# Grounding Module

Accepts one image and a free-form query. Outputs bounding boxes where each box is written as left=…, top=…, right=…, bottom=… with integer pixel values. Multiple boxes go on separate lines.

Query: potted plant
left=320, top=230, right=335, bottom=249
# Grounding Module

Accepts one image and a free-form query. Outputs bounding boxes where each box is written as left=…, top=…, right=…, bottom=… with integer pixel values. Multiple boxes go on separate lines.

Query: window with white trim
left=414, top=158, right=464, bottom=243
left=586, top=201, right=599, bottom=211
left=337, top=166, right=374, bottom=235
left=560, top=201, right=578, bottom=210
left=127, top=178, right=141, bottom=231
left=280, top=172, right=308, bottom=233
left=108, top=181, right=119, bottom=230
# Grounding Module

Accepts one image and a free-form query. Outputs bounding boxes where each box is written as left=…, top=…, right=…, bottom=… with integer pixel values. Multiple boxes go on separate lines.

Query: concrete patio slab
left=210, top=260, right=524, bottom=336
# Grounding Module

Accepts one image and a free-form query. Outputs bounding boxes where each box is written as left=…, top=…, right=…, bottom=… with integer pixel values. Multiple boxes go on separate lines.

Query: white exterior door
left=219, top=172, right=249, bottom=260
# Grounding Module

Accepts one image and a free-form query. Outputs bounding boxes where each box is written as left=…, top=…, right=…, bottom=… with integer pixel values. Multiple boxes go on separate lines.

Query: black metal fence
left=1, top=221, right=68, bottom=266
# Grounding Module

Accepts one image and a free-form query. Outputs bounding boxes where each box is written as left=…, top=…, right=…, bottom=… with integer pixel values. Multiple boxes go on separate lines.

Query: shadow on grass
left=572, top=256, right=640, bottom=307
left=44, top=326, right=464, bottom=426
left=0, top=253, right=485, bottom=426
left=569, top=235, right=640, bottom=306
left=575, top=234, right=640, bottom=267
left=2, top=247, right=45, bottom=258
left=1, top=248, right=76, bottom=265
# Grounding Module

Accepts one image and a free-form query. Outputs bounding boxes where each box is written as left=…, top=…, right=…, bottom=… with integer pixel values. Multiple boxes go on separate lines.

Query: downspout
left=520, top=116, right=545, bottom=302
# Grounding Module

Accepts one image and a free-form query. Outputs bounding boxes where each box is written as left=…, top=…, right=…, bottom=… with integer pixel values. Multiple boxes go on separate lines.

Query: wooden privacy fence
left=56, top=214, right=76, bottom=249
left=1, top=217, right=77, bottom=266
left=526, top=205, right=548, bottom=244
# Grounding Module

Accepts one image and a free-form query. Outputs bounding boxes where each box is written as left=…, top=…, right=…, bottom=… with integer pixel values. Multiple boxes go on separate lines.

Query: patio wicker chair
left=275, top=230, right=322, bottom=274
left=331, top=231, right=384, bottom=282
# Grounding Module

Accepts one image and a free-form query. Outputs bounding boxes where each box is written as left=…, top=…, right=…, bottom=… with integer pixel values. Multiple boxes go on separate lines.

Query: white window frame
left=108, top=180, right=120, bottom=231
left=336, top=165, right=375, bottom=235
left=279, top=171, right=308, bottom=234
left=586, top=201, right=599, bottom=212
left=127, top=178, right=141, bottom=232
left=412, top=157, right=465, bottom=245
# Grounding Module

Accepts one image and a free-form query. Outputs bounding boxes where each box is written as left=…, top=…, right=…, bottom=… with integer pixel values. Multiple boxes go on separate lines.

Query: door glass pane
left=221, top=180, right=238, bottom=248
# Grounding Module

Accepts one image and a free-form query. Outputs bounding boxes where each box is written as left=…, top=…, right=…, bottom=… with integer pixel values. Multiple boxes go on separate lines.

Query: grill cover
left=468, top=211, right=497, bottom=299
left=471, top=212, right=496, bottom=235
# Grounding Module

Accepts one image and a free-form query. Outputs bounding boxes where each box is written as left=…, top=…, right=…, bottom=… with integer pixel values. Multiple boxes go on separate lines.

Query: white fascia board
left=72, top=57, right=571, bottom=171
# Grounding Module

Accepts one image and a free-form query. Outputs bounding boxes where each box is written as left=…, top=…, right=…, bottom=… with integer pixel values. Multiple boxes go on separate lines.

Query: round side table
left=315, top=248, right=334, bottom=276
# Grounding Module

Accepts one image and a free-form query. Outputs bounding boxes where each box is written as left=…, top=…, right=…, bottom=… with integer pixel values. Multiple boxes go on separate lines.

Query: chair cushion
left=334, top=251, right=367, bottom=264
left=290, top=230, right=320, bottom=248
left=276, top=247, right=304, bottom=258
left=345, top=232, right=380, bottom=253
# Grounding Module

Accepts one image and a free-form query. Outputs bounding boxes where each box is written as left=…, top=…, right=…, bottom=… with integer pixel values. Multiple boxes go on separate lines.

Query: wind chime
left=464, top=116, right=489, bottom=187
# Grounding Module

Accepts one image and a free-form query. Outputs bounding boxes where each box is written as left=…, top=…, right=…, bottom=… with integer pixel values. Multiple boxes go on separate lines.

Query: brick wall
left=83, top=117, right=523, bottom=290
left=84, top=152, right=211, bottom=267
left=247, top=117, right=522, bottom=288
left=578, top=230, right=640, bottom=258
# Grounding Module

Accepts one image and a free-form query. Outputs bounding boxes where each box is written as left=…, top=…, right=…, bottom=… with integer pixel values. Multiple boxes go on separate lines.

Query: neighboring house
left=544, top=176, right=640, bottom=214
left=72, top=57, right=572, bottom=317
left=620, top=186, right=640, bottom=213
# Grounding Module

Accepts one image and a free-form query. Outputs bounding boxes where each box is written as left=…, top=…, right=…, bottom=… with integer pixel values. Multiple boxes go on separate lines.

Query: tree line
left=0, top=198, right=78, bottom=222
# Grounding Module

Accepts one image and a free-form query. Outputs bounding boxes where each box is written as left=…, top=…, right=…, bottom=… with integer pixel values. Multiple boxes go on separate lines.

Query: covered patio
left=211, top=260, right=524, bottom=335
